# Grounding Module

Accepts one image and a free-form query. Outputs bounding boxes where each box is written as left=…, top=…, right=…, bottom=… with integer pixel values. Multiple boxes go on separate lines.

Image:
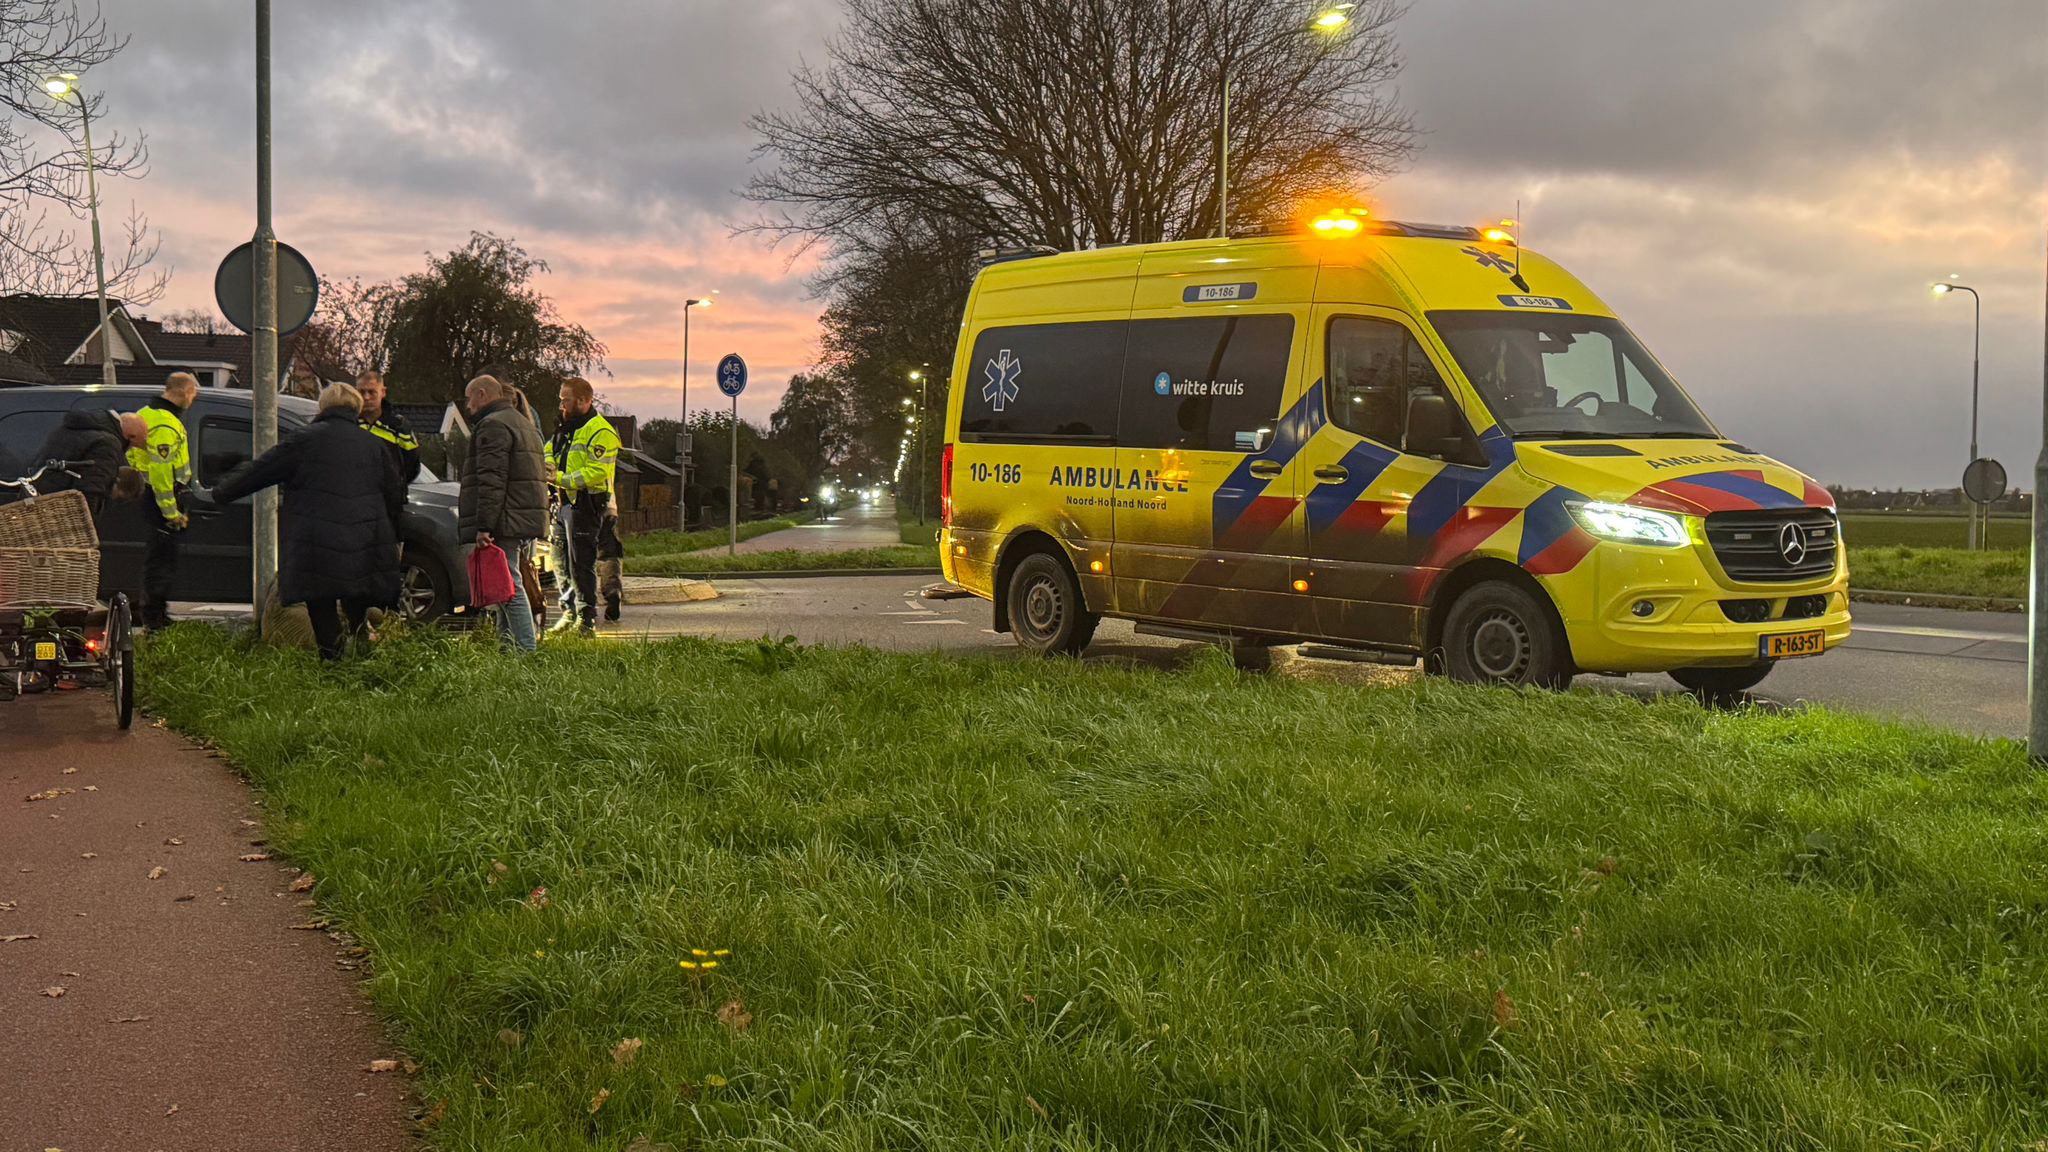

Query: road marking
left=903, top=618, right=969, bottom=626
left=1854, top=624, right=2024, bottom=644
left=880, top=610, right=934, bottom=616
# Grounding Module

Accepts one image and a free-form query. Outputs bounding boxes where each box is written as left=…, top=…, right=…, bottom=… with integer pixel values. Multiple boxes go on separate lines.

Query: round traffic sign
left=213, top=240, right=319, bottom=337
left=1963, top=457, right=2007, bottom=505
left=716, top=353, right=748, bottom=398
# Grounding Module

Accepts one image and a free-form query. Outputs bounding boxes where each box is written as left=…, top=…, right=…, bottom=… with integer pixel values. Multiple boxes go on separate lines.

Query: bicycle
left=0, top=462, right=135, bottom=729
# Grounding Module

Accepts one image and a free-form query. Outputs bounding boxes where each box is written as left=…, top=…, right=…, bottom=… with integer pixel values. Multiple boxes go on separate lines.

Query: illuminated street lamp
left=43, top=73, right=114, bottom=388
left=909, top=367, right=931, bottom=525
left=677, top=292, right=717, bottom=530
left=1932, top=276, right=1984, bottom=548
left=1216, top=3, right=1357, bottom=238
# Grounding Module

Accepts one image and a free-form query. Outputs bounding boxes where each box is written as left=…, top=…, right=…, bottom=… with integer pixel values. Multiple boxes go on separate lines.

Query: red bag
left=467, top=541, right=517, bottom=609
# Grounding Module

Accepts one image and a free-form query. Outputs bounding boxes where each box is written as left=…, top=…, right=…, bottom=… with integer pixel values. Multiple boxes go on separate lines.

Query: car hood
left=1511, top=440, right=1832, bottom=515
left=409, top=478, right=460, bottom=511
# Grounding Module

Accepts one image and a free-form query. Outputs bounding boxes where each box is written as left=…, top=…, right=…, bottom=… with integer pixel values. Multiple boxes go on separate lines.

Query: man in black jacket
left=31, top=409, right=148, bottom=512
left=457, top=375, right=548, bottom=652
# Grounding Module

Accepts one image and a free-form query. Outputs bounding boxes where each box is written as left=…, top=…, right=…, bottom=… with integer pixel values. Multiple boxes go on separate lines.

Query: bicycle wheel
left=109, top=593, right=134, bottom=730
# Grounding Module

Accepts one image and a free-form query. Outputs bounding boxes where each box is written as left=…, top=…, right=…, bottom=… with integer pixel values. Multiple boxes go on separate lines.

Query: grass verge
left=626, top=544, right=935, bottom=576
left=626, top=512, right=818, bottom=558
left=142, top=626, right=2047, bottom=1149
left=1841, top=512, right=2028, bottom=550
left=1849, top=545, right=2027, bottom=602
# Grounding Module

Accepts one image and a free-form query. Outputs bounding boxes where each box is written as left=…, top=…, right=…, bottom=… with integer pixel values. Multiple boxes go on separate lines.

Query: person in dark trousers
left=355, top=369, right=420, bottom=486
left=129, top=372, right=199, bottom=628
left=457, top=374, right=549, bottom=652
left=548, top=376, right=619, bottom=635
left=30, top=409, right=148, bottom=513
left=210, top=381, right=403, bottom=660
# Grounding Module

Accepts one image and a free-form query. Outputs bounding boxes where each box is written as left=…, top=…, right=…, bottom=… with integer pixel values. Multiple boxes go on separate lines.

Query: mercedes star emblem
left=1778, top=521, right=1808, bottom=566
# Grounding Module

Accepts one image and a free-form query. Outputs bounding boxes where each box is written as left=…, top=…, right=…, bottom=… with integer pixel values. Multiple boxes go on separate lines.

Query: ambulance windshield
left=1429, top=312, right=1717, bottom=440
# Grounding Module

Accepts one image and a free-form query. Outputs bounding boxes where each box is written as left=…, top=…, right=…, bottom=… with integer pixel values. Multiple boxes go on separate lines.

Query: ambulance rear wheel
left=1007, top=552, right=1097, bottom=656
left=1440, top=581, right=1573, bottom=689
left=1670, top=662, right=1772, bottom=705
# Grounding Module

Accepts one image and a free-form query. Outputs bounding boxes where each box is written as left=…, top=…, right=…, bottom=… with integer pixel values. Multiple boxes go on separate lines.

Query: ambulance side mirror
left=1404, top=393, right=1460, bottom=458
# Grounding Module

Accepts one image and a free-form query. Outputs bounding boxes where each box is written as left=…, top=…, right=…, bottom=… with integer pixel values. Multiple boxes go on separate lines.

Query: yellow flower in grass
left=533, top=950, right=545, bottom=959
left=679, top=960, right=699, bottom=970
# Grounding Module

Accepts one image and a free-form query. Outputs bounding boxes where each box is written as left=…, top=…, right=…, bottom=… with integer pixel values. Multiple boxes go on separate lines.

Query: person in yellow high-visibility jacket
left=126, top=372, right=199, bottom=627
left=547, top=376, right=619, bottom=634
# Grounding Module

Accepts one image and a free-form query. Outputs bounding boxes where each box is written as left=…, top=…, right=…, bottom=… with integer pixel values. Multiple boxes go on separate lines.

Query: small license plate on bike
left=1760, top=630, right=1825, bottom=660
left=33, top=641, right=57, bottom=661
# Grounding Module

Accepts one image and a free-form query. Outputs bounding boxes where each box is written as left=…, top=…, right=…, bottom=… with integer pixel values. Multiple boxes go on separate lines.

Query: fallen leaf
left=704, top=1074, right=727, bottom=1089
left=62, top=766, right=76, bottom=774
left=238, top=819, right=259, bottom=827
left=296, top=898, right=316, bottom=907
left=1596, top=856, right=1618, bottom=875
left=421, top=1099, right=447, bottom=1128
left=287, top=921, right=327, bottom=930
left=496, top=1028, right=523, bottom=1048
left=174, top=895, right=196, bottom=903
left=1, top=933, right=36, bottom=943
left=1493, top=988, right=1517, bottom=1029
left=79, top=853, right=97, bottom=859
left=238, top=854, right=271, bottom=863
left=109, top=1014, right=149, bottom=1023
left=41, top=986, right=65, bottom=998
left=147, top=866, right=167, bottom=881
left=612, top=1037, right=644, bottom=1067
left=163, top=838, right=182, bottom=846
left=289, top=873, right=316, bottom=893
left=164, top=1104, right=178, bottom=1117
left=367, top=1059, right=398, bottom=1073
left=716, top=999, right=752, bottom=1034
left=526, top=886, right=549, bottom=909
left=491, top=861, right=508, bottom=874
left=82, top=786, right=96, bottom=792
left=402, top=1058, right=419, bottom=1076
left=589, top=1087, right=611, bottom=1113
left=1026, top=1094, right=1048, bottom=1120
left=25, top=788, right=73, bottom=802
left=0, top=901, right=15, bottom=910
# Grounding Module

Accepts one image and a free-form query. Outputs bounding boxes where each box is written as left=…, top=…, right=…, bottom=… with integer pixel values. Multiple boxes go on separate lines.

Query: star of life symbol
left=1461, top=245, right=1516, bottom=274
left=983, top=349, right=1022, bottom=412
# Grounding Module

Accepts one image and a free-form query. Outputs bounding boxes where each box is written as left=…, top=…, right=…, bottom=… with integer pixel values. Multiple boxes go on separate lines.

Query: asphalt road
left=604, top=577, right=2030, bottom=740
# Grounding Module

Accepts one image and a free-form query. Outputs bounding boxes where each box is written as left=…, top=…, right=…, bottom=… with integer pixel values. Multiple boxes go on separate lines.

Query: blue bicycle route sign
left=716, top=353, right=748, bottom=398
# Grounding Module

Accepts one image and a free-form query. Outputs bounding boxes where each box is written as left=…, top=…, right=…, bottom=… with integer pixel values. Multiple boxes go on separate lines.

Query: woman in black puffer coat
left=211, top=382, right=403, bottom=659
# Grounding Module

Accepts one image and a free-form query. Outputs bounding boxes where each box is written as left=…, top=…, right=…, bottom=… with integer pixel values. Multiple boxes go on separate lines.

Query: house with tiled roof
left=0, top=294, right=287, bottom=391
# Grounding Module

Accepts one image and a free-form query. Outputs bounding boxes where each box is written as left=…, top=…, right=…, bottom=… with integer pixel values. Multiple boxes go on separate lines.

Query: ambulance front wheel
left=1007, top=552, right=1099, bottom=656
left=1438, top=580, right=1574, bottom=690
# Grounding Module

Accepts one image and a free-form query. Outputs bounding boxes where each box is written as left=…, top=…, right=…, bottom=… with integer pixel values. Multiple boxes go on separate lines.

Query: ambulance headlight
left=1568, top=501, right=1688, bottom=547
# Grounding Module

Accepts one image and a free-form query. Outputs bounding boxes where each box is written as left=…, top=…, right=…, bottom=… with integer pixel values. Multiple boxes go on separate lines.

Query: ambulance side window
left=1118, top=314, right=1294, bottom=452
left=958, top=321, right=1125, bottom=443
left=1326, top=317, right=1458, bottom=455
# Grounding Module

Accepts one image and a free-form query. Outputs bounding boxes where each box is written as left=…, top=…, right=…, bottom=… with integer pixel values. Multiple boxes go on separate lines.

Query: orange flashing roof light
left=1310, top=206, right=1369, bottom=237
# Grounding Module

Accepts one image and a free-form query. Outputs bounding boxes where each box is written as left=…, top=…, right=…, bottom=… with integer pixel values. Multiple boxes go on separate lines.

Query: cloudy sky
left=71, top=0, right=2046, bottom=487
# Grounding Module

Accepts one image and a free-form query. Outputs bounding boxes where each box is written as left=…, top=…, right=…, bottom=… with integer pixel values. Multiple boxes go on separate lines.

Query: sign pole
left=729, top=394, right=739, bottom=555
left=250, top=0, right=280, bottom=621
left=2029, top=214, right=2048, bottom=761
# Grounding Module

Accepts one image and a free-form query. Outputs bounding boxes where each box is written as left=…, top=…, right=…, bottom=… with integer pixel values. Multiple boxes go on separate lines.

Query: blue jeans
left=495, top=538, right=538, bottom=653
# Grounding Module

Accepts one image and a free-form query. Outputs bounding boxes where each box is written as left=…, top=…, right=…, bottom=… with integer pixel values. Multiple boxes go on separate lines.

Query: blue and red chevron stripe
left=1630, top=470, right=1832, bottom=515
left=1213, top=381, right=1325, bottom=548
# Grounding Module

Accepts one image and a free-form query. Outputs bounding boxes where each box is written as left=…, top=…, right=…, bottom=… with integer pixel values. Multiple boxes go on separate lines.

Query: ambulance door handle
left=1248, top=460, right=1285, bottom=480
left=1313, top=465, right=1350, bottom=484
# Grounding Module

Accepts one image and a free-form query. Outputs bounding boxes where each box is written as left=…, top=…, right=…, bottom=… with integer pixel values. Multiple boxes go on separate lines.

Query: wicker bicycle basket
left=0, top=490, right=101, bottom=608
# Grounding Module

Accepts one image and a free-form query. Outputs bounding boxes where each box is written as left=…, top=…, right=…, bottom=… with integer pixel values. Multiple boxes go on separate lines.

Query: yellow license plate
left=1761, top=630, right=1826, bottom=660
left=33, top=641, right=57, bottom=661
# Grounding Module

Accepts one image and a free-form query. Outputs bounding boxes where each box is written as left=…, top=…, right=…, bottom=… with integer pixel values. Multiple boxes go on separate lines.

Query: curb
left=1850, top=587, right=2025, bottom=613
left=633, top=567, right=945, bottom=581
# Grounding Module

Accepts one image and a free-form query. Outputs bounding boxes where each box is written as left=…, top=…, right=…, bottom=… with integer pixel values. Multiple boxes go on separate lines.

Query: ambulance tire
left=1439, top=581, right=1573, bottom=690
left=1669, top=662, right=1773, bottom=705
left=1007, top=551, right=1098, bottom=656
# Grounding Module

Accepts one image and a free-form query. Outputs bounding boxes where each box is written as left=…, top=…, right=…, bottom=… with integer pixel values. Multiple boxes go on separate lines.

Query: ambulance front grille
left=1703, top=509, right=1839, bottom=583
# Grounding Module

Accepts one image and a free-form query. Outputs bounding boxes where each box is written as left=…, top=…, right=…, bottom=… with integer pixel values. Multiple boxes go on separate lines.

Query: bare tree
left=158, top=306, right=228, bottom=334
left=0, top=1, right=164, bottom=302
left=286, top=275, right=394, bottom=383
left=749, top=0, right=1413, bottom=253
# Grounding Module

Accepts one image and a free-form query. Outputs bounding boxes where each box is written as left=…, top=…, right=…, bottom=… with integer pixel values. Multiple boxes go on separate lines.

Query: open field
left=142, top=626, right=2048, bottom=1150
left=1841, top=512, right=2028, bottom=550
left=1848, top=545, right=2027, bottom=603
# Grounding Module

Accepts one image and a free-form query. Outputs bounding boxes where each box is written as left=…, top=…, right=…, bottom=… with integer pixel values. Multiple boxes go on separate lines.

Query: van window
left=1119, top=315, right=1293, bottom=452
left=197, top=417, right=252, bottom=485
left=1429, top=312, right=1716, bottom=440
left=959, top=322, right=1125, bottom=443
left=0, top=409, right=68, bottom=479
left=1326, top=317, right=1452, bottom=451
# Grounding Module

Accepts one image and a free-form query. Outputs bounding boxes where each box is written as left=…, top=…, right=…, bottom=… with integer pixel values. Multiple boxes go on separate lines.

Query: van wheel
left=1670, top=662, right=1772, bottom=705
left=1439, top=581, right=1573, bottom=689
left=1006, top=552, right=1098, bottom=655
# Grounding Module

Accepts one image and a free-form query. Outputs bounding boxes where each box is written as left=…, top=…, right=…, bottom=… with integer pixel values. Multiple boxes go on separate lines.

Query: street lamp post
left=2030, top=226, right=2048, bottom=761
left=1933, top=279, right=1984, bottom=548
left=910, top=368, right=930, bottom=525
left=250, top=0, right=281, bottom=617
left=1215, top=3, right=1356, bottom=238
left=678, top=295, right=713, bottom=531
left=42, top=74, right=113, bottom=388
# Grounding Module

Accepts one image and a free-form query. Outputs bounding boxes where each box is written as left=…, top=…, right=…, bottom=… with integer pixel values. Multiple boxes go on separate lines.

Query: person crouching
left=210, top=382, right=403, bottom=660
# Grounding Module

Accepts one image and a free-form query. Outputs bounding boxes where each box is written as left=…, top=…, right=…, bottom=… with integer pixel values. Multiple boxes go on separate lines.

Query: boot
left=603, top=592, right=622, bottom=622
left=578, top=609, right=597, bottom=638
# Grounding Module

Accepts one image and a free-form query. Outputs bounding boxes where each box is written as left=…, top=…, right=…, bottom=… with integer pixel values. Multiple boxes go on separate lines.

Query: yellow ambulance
left=937, top=212, right=1849, bottom=694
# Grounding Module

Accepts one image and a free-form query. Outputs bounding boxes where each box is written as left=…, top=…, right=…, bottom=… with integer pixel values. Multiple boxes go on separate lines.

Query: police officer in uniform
left=130, top=371, right=199, bottom=628
left=548, top=376, right=619, bottom=635
left=354, top=369, right=420, bottom=486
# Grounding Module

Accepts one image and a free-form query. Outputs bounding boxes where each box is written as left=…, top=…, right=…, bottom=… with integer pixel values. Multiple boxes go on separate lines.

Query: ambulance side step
left=1297, top=643, right=1421, bottom=668
left=1134, top=622, right=1280, bottom=647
